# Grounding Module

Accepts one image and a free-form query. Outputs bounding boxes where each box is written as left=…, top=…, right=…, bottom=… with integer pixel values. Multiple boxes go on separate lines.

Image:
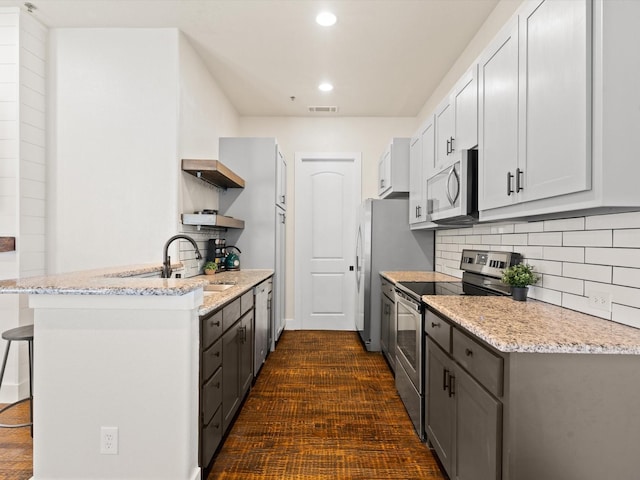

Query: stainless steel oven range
left=393, top=249, right=522, bottom=439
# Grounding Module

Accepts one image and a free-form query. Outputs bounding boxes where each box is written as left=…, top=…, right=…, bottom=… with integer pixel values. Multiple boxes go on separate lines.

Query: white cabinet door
left=453, top=65, right=478, bottom=152
left=518, top=0, right=591, bottom=203
left=435, top=97, right=454, bottom=172
left=421, top=116, right=437, bottom=180
left=276, top=149, right=287, bottom=210
left=409, top=135, right=424, bottom=224
left=478, top=18, right=520, bottom=211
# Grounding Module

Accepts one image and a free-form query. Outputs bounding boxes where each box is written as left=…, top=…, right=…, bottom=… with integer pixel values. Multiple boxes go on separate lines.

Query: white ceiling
left=1, top=0, right=500, bottom=117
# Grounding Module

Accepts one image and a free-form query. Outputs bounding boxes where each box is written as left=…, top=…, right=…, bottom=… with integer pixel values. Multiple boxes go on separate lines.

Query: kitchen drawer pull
left=443, top=368, right=449, bottom=391
left=215, top=381, right=220, bottom=389
left=210, top=320, right=220, bottom=327
left=507, top=171, right=514, bottom=196
left=431, top=322, right=440, bottom=328
left=465, top=348, right=473, bottom=357
left=213, top=350, right=220, bottom=358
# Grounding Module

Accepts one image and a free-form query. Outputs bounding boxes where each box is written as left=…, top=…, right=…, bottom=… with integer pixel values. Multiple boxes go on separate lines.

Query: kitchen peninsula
left=0, top=265, right=273, bottom=480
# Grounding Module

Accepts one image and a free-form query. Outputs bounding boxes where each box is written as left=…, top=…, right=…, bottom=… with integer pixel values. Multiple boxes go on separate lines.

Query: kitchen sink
left=204, top=283, right=235, bottom=292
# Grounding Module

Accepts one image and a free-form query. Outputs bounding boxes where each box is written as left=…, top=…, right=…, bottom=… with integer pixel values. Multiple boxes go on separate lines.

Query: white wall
left=47, top=28, right=180, bottom=273
left=239, top=116, right=418, bottom=321
left=0, top=7, right=45, bottom=402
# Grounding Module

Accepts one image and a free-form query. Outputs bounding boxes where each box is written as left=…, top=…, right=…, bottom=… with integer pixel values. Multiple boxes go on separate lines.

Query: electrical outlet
left=100, top=426, right=118, bottom=455
left=588, top=291, right=612, bottom=312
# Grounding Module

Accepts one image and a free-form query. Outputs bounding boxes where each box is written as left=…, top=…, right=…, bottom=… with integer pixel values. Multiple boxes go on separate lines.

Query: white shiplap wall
left=0, top=7, right=46, bottom=402
left=435, top=211, right=640, bottom=330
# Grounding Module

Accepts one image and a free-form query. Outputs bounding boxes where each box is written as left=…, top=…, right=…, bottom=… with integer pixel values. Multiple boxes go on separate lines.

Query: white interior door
left=294, top=152, right=361, bottom=330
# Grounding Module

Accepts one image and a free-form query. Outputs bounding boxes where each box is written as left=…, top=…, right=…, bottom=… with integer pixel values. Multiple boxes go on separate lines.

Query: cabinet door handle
left=417, top=205, right=421, bottom=218
left=449, top=136, right=455, bottom=153
left=215, top=381, right=220, bottom=389
left=443, top=368, right=449, bottom=391
left=380, top=179, right=385, bottom=189
left=448, top=374, right=456, bottom=397
left=465, top=348, right=473, bottom=357
left=280, top=194, right=286, bottom=204
left=516, top=168, right=524, bottom=193
left=507, top=171, right=514, bottom=196
left=213, top=350, right=220, bottom=358
left=280, top=213, right=286, bottom=224
left=431, top=322, right=440, bottom=328
left=211, top=320, right=220, bottom=327
left=446, top=138, right=451, bottom=155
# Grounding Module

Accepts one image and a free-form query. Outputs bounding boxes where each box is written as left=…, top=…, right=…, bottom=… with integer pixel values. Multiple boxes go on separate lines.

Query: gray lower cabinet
left=380, top=278, right=396, bottom=371
left=425, top=309, right=502, bottom=480
left=199, top=289, right=255, bottom=475
left=199, top=309, right=223, bottom=469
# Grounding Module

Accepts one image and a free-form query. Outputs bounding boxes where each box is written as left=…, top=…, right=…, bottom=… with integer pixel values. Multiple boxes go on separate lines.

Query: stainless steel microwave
left=426, top=149, right=478, bottom=224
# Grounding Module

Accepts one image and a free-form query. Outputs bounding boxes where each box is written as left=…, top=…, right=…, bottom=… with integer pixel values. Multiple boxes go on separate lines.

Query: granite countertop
left=424, top=295, right=640, bottom=355
left=380, top=271, right=461, bottom=283
left=0, top=264, right=273, bottom=316
left=197, top=269, right=273, bottom=316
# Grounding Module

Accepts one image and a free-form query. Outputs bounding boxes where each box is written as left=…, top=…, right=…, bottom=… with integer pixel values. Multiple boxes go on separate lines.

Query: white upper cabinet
left=518, top=0, right=591, bottom=204
left=378, top=138, right=410, bottom=199
left=479, top=0, right=600, bottom=219
left=434, top=65, right=478, bottom=174
left=478, top=17, right=520, bottom=211
left=409, top=135, right=424, bottom=225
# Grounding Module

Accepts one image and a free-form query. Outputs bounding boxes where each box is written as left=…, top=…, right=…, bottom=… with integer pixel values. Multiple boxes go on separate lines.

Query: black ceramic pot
left=511, top=286, right=528, bottom=301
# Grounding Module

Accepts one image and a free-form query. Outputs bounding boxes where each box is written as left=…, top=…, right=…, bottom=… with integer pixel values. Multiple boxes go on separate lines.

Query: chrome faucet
left=161, top=235, right=202, bottom=279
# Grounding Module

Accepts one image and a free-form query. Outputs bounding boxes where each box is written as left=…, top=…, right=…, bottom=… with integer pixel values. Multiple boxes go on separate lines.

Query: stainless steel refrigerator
left=355, top=198, right=435, bottom=351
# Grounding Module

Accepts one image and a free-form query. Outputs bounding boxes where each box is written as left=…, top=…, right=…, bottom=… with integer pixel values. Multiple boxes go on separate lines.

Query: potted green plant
left=501, top=262, right=539, bottom=301
left=203, top=261, right=218, bottom=275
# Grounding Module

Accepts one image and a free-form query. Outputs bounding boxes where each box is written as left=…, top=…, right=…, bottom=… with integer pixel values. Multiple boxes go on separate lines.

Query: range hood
left=181, top=213, right=244, bottom=230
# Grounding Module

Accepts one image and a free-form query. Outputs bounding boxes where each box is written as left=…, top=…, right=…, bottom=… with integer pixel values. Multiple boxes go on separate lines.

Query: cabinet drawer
left=240, top=290, right=254, bottom=315
left=202, top=368, right=222, bottom=426
left=202, top=309, right=222, bottom=349
left=381, top=279, right=395, bottom=299
left=202, top=338, right=222, bottom=382
left=201, top=406, right=222, bottom=468
left=452, top=329, right=503, bottom=397
left=223, top=298, right=241, bottom=331
left=425, top=309, right=452, bottom=352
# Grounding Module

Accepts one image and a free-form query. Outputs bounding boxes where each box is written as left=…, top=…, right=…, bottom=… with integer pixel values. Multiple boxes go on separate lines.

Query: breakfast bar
left=0, top=265, right=272, bottom=480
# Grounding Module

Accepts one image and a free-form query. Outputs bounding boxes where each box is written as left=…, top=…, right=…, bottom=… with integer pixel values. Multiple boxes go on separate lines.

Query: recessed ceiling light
left=318, top=82, right=334, bottom=92
left=316, top=11, right=337, bottom=27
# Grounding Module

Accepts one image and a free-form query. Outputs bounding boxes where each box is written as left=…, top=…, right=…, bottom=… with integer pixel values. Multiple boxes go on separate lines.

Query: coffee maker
left=206, top=238, right=228, bottom=271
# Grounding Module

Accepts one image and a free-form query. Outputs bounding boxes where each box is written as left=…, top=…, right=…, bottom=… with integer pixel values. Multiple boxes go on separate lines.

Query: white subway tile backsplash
left=586, top=211, right=640, bottom=230
left=490, top=224, right=514, bottom=234
left=527, top=259, right=562, bottom=276
left=542, top=275, right=583, bottom=295
left=563, top=230, right=612, bottom=247
left=481, top=234, right=502, bottom=245
left=613, top=229, right=640, bottom=248
left=501, top=233, right=528, bottom=245
left=563, top=262, right=612, bottom=283
left=528, top=232, right=562, bottom=246
left=543, top=217, right=584, bottom=232
left=529, top=286, right=562, bottom=306
left=613, top=267, right=640, bottom=288
left=514, top=221, right=544, bottom=233
left=611, top=304, right=640, bottom=329
left=435, top=210, right=640, bottom=328
left=585, top=247, right=640, bottom=268
left=562, top=293, right=611, bottom=320
left=543, top=246, right=584, bottom=263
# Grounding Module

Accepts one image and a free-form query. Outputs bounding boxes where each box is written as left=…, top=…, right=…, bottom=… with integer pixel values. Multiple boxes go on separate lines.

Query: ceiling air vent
left=308, top=106, right=339, bottom=113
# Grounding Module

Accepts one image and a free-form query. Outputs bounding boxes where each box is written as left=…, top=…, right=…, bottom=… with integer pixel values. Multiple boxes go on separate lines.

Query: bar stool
left=0, top=324, right=33, bottom=431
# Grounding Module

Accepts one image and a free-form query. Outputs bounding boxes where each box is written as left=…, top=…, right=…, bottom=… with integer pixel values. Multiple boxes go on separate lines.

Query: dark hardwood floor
left=0, top=331, right=445, bottom=480
left=209, top=331, right=444, bottom=480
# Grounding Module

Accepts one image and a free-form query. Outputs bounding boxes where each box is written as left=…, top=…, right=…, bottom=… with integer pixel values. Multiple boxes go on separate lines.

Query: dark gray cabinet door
left=222, top=322, right=241, bottom=432
left=426, top=338, right=455, bottom=478
left=239, top=311, right=254, bottom=397
left=380, top=294, right=391, bottom=357
left=455, top=365, right=501, bottom=480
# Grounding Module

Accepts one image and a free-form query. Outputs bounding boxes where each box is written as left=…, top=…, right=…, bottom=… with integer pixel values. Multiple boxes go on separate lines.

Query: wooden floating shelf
left=0, top=237, right=16, bottom=252
left=181, top=159, right=245, bottom=189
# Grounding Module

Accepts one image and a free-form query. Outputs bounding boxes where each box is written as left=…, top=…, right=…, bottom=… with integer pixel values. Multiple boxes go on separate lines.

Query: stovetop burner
left=397, top=281, right=464, bottom=297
